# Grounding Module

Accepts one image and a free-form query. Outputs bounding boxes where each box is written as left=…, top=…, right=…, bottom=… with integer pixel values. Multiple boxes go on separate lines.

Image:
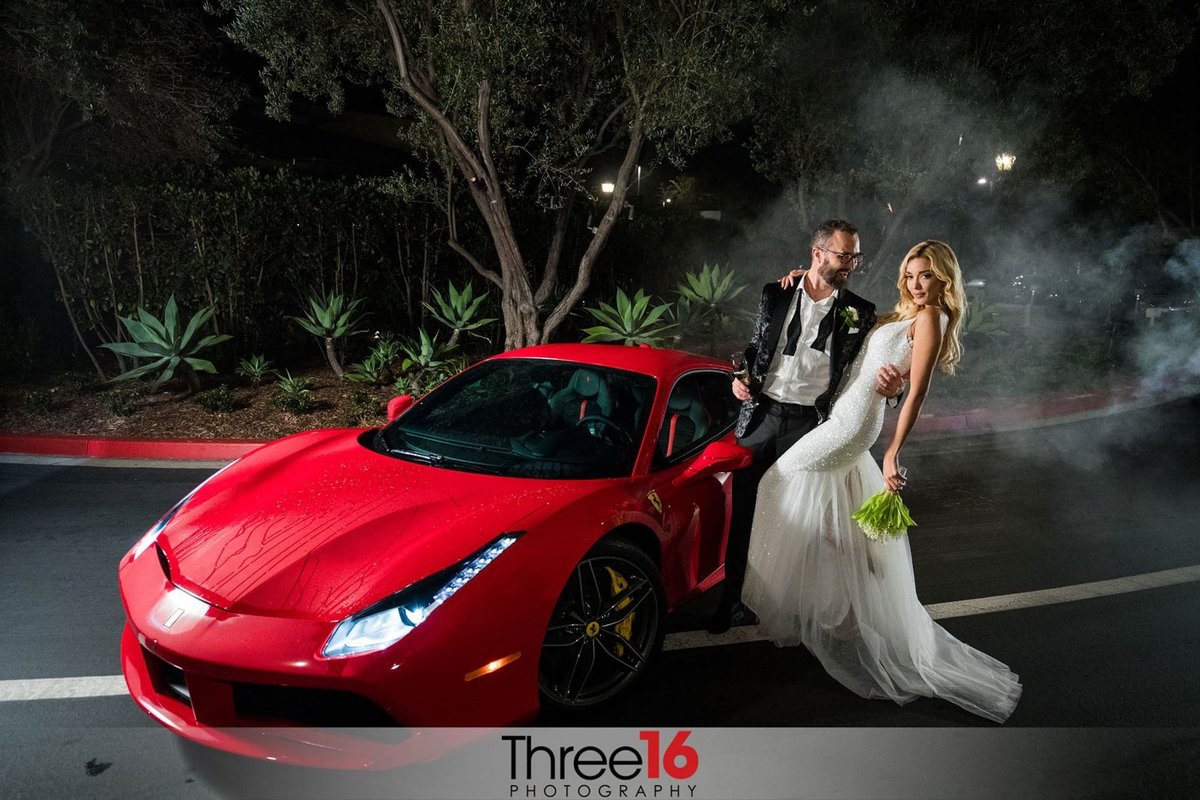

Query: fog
left=718, top=50, right=1199, bottom=475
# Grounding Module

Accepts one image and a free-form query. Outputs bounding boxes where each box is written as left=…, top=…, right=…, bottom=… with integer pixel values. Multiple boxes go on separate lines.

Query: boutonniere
left=839, top=306, right=860, bottom=331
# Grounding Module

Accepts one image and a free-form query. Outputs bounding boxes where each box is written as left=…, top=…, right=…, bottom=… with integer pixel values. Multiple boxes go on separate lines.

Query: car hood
left=156, top=429, right=578, bottom=620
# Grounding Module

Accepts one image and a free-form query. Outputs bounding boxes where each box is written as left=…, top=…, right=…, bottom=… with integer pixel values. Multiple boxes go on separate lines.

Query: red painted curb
left=0, top=433, right=268, bottom=461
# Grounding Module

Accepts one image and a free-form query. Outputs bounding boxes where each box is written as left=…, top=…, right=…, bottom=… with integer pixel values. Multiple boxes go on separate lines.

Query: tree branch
left=535, top=197, right=573, bottom=306
left=448, top=238, right=502, bottom=288
left=477, top=79, right=500, bottom=189
left=541, top=115, right=644, bottom=342
left=375, top=0, right=487, bottom=182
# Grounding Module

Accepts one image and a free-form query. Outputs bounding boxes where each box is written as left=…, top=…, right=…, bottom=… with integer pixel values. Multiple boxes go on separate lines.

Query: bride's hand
left=778, top=268, right=804, bottom=288
left=883, top=450, right=907, bottom=493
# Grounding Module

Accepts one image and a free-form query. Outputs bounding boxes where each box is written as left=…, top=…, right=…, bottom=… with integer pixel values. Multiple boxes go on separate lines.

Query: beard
left=817, top=259, right=852, bottom=290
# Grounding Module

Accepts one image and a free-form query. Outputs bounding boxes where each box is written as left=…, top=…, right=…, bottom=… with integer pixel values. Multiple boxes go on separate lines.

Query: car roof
left=489, top=343, right=729, bottom=378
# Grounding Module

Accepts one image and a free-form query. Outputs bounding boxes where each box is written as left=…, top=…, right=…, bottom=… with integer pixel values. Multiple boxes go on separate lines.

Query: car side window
left=653, top=371, right=740, bottom=468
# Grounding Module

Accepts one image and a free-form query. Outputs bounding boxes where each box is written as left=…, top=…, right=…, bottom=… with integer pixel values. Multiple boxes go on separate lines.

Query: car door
left=647, top=370, right=742, bottom=599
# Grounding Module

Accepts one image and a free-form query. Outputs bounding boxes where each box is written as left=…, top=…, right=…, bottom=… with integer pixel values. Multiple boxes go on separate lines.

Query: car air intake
left=154, top=542, right=171, bottom=582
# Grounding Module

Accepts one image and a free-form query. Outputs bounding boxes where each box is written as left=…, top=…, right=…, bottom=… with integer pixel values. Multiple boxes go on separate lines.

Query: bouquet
left=852, top=490, right=916, bottom=542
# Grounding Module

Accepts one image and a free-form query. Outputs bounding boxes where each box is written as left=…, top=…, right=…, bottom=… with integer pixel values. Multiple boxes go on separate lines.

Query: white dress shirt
left=761, top=285, right=838, bottom=405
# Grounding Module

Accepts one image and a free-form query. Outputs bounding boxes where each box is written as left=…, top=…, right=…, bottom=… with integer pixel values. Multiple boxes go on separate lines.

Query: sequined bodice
left=778, top=317, right=919, bottom=473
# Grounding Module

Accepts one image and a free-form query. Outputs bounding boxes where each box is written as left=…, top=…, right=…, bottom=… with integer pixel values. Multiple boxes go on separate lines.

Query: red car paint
left=118, top=344, right=751, bottom=766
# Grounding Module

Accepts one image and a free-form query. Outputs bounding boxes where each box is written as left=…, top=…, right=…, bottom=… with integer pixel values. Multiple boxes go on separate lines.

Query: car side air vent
left=154, top=542, right=172, bottom=582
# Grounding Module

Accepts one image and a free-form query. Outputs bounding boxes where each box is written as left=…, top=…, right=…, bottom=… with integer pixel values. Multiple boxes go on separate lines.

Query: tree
left=212, top=0, right=771, bottom=348
left=0, top=0, right=240, bottom=183
left=750, top=0, right=1197, bottom=297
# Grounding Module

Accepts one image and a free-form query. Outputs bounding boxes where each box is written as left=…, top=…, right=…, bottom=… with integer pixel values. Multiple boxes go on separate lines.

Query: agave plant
left=99, top=295, right=231, bottom=393
left=582, top=288, right=675, bottom=346
left=369, top=333, right=404, bottom=366
left=677, top=263, right=748, bottom=322
left=291, top=291, right=368, bottom=378
left=235, top=354, right=276, bottom=385
left=963, top=297, right=1008, bottom=339
left=423, top=281, right=497, bottom=347
left=271, top=371, right=315, bottom=414
left=667, top=295, right=714, bottom=345
left=346, top=349, right=392, bottom=385
left=397, top=329, right=459, bottom=395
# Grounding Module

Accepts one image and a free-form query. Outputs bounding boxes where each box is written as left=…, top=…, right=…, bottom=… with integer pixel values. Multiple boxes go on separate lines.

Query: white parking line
left=663, top=563, right=1200, bottom=652
left=0, top=675, right=127, bottom=701
left=0, top=454, right=227, bottom=470
left=3, top=564, right=1198, bottom=701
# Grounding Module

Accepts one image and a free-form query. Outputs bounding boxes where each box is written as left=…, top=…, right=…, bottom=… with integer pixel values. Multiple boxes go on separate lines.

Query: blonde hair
left=878, top=240, right=966, bottom=374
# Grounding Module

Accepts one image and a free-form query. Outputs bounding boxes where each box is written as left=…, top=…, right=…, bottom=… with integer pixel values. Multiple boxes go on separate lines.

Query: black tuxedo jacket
left=735, top=275, right=877, bottom=438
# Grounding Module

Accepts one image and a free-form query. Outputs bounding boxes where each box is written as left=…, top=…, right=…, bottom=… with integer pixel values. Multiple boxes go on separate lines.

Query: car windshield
left=374, top=359, right=657, bottom=479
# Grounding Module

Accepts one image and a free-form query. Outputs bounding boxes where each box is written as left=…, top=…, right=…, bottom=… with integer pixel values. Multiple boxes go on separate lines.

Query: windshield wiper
left=386, top=447, right=446, bottom=466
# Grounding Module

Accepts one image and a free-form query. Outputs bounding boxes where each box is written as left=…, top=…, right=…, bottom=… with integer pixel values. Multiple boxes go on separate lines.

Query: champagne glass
left=730, top=352, right=749, bottom=385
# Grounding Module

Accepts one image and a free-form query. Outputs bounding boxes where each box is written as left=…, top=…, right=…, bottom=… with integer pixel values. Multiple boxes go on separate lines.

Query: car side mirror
left=673, top=440, right=753, bottom=485
left=386, top=394, right=415, bottom=422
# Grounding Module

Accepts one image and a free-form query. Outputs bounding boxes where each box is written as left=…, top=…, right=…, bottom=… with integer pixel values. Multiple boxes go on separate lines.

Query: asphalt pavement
left=1, top=398, right=1199, bottom=797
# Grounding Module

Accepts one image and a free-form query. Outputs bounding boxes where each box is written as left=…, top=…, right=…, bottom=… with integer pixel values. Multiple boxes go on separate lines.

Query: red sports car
left=119, top=344, right=751, bottom=765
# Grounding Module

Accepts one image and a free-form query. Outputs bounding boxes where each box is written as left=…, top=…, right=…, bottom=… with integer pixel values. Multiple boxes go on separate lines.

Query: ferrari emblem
left=585, top=621, right=601, bottom=638
left=647, top=490, right=663, bottom=514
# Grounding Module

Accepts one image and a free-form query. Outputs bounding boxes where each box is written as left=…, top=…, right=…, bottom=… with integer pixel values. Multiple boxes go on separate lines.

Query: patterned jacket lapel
left=762, top=283, right=797, bottom=376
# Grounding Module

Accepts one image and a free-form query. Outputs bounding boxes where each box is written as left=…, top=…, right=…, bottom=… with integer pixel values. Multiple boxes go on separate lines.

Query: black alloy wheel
left=538, top=537, right=665, bottom=710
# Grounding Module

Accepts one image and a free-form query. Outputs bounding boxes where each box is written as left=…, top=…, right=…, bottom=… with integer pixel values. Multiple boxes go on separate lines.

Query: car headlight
left=321, top=533, right=521, bottom=658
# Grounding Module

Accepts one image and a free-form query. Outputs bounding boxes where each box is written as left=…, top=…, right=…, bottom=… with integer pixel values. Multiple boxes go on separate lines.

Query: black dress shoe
left=729, top=603, right=758, bottom=628
left=706, top=600, right=757, bottom=634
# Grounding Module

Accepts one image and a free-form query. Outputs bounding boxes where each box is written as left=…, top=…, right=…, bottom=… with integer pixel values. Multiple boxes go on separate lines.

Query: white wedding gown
left=742, top=314, right=1022, bottom=723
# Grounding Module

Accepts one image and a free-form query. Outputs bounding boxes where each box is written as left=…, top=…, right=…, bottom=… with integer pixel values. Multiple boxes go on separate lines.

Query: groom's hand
left=875, top=365, right=905, bottom=398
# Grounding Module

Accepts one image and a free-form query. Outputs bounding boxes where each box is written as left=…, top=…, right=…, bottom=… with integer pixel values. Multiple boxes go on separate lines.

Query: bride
left=741, top=240, right=1022, bottom=723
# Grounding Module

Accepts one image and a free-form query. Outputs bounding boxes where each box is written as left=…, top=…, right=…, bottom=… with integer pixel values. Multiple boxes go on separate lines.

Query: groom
left=708, top=218, right=904, bottom=633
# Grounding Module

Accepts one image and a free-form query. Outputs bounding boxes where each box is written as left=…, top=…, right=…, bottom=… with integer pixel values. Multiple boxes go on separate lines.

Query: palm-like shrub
left=347, top=335, right=403, bottom=385
left=291, top=291, right=367, bottom=378
left=235, top=354, right=276, bottom=385
left=677, top=262, right=747, bottom=311
left=667, top=296, right=711, bottom=345
left=99, top=295, right=231, bottom=393
left=963, top=297, right=1008, bottom=340
left=271, top=371, right=315, bottom=413
left=582, top=289, right=675, bottom=346
left=673, top=263, right=750, bottom=353
left=423, top=281, right=497, bottom=347
left=346, top=349, right=392, bottom=385
left=397, top=329, right=459, bottom=395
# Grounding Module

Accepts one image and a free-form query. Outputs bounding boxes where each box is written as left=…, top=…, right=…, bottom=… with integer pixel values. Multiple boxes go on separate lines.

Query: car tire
left=538, top=536, right=666, bottom=711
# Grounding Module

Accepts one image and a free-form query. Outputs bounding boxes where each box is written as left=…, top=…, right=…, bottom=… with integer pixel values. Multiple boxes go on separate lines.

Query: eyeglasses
left=816, top=246, right=865, bottom=267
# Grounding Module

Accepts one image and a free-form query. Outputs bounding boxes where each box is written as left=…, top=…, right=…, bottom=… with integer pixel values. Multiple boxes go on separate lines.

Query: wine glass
left=730, top=352, right=749, bottom=385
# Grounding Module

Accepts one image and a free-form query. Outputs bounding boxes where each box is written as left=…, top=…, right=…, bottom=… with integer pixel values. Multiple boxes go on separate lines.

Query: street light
left=995, top=153, right=1016, bottom=172
left=600, top=181, right=615, bottom=194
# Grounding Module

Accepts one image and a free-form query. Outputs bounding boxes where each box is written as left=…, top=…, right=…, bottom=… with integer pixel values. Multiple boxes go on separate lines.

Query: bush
left=345, top=350, right=392, bottom=385
left=23, top=389, right=53, bottom=415
left=343, top=387, right=382, bottom=426
left=235, top=354, right=275, bottom=385
left=53, top=371, right=97, bottom=394
left=100, top=386, right=143, bottom=417
left=193, top=385, right=237, bottom=413
left=271, top=372, right=314, bottom=414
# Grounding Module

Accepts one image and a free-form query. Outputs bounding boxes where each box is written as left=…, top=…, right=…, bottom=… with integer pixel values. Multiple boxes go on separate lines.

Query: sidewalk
left=0, top=383, right=1193, bottom=462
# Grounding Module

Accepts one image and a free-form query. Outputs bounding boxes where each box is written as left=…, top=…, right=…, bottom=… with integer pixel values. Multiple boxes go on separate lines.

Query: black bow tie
left=782, top=298, right=838, bottom=356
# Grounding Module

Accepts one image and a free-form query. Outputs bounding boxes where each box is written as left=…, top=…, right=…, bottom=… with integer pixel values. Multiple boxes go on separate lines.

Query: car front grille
left=231, top=683, right=397, bottom=728
left=143, top=646, right=192, bottom=706
left=140, top=643, right=397, bottom=728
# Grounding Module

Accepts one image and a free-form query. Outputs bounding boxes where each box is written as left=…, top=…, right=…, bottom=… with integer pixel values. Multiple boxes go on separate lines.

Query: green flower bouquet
left=852, top=491, right=916, bottom=542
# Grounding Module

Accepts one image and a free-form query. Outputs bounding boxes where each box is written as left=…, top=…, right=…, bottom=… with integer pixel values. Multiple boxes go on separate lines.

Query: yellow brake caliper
left=603, top=566, right=634, bottom=655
